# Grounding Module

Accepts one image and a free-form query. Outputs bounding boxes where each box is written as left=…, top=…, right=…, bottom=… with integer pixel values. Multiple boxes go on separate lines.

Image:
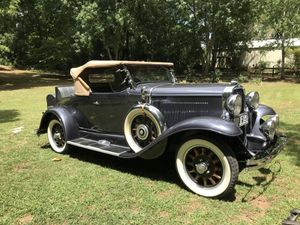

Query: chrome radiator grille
left=152, top=96, right=223, bottom=126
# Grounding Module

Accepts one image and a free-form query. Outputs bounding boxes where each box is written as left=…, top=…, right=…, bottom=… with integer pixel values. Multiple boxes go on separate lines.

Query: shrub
left=237, top=72, right=249, bottom=83
left=293, top=48, right=300, bottom=69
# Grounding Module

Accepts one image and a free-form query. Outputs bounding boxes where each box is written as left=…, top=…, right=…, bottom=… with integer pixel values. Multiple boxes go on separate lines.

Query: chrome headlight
left=246, top=91, right=259, bottom=109
left=226, top=94, right=242, bottom=116
left=260, top=115, right=278, bottom=140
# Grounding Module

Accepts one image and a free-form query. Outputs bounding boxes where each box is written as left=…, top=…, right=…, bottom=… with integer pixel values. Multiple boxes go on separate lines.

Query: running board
left=67, top=138, right=131, bottom=157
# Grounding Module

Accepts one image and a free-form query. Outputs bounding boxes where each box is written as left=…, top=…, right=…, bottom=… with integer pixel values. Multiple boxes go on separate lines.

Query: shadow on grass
left=40, top=120, right=299, bottom=201
left=238, top=162, right=282, bottom=202
left=280, top=121, right=300, bottom=167
left=0, top=72, right=72, bottom=91
left=0, top=109, right=20, bottom=123
left=68, top=147, right=180, bottom=184
left=41, top=145, right=237, bottom=201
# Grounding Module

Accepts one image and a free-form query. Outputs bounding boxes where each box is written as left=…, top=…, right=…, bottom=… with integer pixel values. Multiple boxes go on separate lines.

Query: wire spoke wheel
left=176, top=138, right=239, bottom=198
left=52, top=123, right=66, bottom=147
left=131, top=115, right=159, bottom=147
left=124, top=106, right=165, bottom=153
left=47, top=119, right=70, bottom=153
left=185, top=147, right=223, bottom=187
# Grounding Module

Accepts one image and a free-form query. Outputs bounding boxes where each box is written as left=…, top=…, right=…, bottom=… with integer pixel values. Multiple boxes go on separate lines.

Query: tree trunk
left=203, top=32, right=212, bottom=77
left=281, top=37, right=285, bottom=80
left=105, top=47, right=113, bottom=60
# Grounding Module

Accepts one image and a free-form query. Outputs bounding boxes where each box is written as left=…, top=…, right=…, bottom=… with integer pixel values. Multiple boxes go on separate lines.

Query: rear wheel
left=176, top=137, right=238, bottom=198
left=47, top=119, right=70, bottom=153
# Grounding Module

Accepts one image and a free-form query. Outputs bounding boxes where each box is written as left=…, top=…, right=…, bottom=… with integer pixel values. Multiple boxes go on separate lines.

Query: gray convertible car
left=37, top=60, right=286, bottom=198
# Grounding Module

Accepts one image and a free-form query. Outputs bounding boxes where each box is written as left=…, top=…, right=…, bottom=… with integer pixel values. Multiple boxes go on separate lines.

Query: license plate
left=238, top=113, right=249, bottom=127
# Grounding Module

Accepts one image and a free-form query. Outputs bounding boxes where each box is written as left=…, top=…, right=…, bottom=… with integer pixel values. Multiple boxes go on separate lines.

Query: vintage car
left=37, top=60, right=286, bottom=198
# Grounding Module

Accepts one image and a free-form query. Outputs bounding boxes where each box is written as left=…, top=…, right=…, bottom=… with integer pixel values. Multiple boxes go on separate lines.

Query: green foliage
left=259, top=0, right=300, bottom=79
left=250, top=76, right=262, bottom=85
left=0, top=0, right=261, bottom=73
left=210, top=69, right=222, bottom=83
left=257, top=61, right=269, bottom=70
left=292, top=48, right=300, bottom=69
left=0, top=33, right=13, bottom=65
left=2, top=0, right=297, bottom=78
left=238, top=72, right=249, bottom=83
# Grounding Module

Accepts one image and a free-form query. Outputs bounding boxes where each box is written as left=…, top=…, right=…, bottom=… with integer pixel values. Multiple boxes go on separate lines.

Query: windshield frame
left=125, top=65, right=176, bottom=86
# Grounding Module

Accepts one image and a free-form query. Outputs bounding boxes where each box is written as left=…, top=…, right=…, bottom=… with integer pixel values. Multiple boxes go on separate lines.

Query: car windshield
left=127, top=66, right=174, bottom=84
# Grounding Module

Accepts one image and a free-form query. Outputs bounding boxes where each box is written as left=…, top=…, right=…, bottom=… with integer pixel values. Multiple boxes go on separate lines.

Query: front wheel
left=176, top=137, right=239, bottom=198
left=47, top=118, right=71, bottom=154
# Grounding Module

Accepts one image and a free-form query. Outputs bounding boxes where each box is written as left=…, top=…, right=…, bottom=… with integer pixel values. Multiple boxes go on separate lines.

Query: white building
left=242, top=38, right=300, bottom=68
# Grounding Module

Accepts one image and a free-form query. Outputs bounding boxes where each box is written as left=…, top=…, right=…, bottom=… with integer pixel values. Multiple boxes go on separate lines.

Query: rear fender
left=36, top=107, right=79, bottom=141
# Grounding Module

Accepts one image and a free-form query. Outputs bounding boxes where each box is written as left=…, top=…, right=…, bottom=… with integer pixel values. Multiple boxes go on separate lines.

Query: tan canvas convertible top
left=70, top=60, right=174, bottom=96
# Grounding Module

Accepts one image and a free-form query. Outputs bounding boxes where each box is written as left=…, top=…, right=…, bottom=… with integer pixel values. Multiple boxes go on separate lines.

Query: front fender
left=36, top=106, right=79, bottom=141
left=125, top=116, right=242, bottom=159
left=251, top=104, right=277, bottom=140
left=160, top=116, right=243, bottom=138
left=256, top=104, right=276, bottom=118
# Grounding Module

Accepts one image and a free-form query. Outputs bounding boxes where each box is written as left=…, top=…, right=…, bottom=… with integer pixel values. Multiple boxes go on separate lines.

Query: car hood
left=139, top=83, right=232, bottom=97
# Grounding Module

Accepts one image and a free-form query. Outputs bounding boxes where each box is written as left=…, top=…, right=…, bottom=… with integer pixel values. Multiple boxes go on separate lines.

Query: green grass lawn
left=1, top=72, right=300, bottom=224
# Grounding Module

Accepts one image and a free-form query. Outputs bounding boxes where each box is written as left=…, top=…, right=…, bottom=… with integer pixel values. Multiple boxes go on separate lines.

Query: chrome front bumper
left=246, top=134, right=287, bottom=169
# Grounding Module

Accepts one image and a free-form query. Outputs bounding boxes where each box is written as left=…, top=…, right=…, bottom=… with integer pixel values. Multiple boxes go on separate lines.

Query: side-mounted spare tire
left=124, top=104, right=166, bottom=153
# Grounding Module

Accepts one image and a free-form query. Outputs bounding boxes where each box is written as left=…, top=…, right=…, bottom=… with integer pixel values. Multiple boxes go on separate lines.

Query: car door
left=88, top=90, right=130, bottom=133
left=75, top=67, right=133, bottom=134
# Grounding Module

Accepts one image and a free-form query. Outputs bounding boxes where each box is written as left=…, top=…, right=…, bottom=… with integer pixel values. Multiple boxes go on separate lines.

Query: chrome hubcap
left=131, top=115, right=158, bottom=148
left=136, top=124, right=149, bottom=140
left=52, top=123, right=65, bottom=147
left=195, top=161, right=209, bottom=174
left=53, top=132, right=62, bottom=140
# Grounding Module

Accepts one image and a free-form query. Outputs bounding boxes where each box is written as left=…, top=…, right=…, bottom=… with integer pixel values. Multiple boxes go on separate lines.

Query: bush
left=210, top=69, right=222, bottom=83
left=237, top=72, right=249, bottom=83
left=0, top=33, right=14, bottom=66
left=250, top=76, right=262, bottom=85
left=293, top=48, right=300, bottom=69
left=257, top=61, right=269, bottom=71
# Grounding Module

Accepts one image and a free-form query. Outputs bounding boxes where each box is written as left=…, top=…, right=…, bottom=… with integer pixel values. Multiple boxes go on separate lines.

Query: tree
left=0, top=0, right=19, bottom=65
left=178, top=0, right=259, bottom=77
left=261, top=0, right=300, bottom=79
left=0, top=0, right=264, bottom=76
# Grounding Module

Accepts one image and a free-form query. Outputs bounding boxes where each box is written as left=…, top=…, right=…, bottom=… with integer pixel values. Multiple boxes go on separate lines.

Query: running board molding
left=67, top=138, right=130, bottom=157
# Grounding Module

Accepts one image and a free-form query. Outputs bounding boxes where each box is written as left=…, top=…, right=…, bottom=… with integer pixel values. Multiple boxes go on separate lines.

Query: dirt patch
left=130, top=207, right=140, bottom=215
left=0, top=70, right=71, bottom=91
left=235, top=196, right=271, bottom=223
left=159, top=211, right=169, bottom=218
left=18, top=214, right=33, bottom=224
left=0, top=65, right=13, bottom=71
left=184, top=197, right=206, bottom=214
left=250, top=195, right=270, bottom=214
left=12, top=162, right=30, bottom=172
left=155, top=189, right=175, bottom=200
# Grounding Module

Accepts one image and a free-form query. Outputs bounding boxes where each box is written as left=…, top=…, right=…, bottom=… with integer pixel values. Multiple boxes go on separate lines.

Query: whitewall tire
left=176, top=138, right=239, bottom=198
left=124, top=107, right=164, bottom=153
left=47, top=119, right=70, bottom=154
